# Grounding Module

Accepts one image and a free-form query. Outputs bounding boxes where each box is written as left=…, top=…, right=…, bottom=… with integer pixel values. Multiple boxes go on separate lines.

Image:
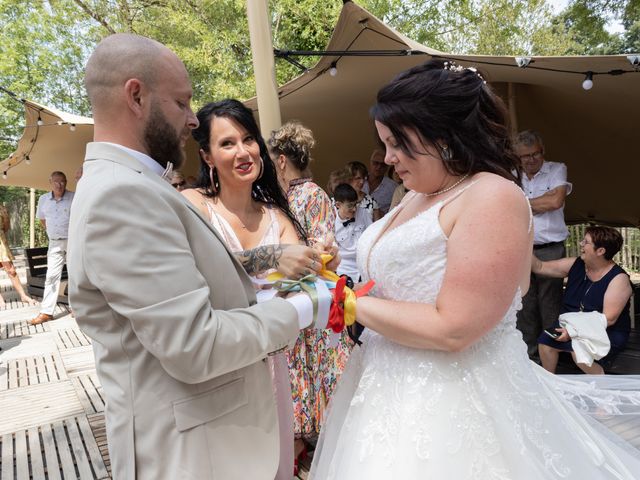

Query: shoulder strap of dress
left=439, top=179, right=480, bottom=208
left=515, top=184, right=534, bottom=233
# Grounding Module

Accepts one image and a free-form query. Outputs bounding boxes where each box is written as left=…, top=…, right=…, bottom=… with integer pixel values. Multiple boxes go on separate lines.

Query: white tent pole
left=246, top=0, right=282, bottom=138
left=29, top=187, right=35, bottom=248
left=508, top=83, right=518, bottom=136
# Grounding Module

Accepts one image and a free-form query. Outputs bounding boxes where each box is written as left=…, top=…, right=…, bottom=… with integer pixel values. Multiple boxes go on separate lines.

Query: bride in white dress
left=310, top=60, right=640, bottom=479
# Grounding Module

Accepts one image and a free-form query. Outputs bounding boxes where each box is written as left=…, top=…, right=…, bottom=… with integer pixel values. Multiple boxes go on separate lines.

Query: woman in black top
left=532, top=226, right=633, bottom=374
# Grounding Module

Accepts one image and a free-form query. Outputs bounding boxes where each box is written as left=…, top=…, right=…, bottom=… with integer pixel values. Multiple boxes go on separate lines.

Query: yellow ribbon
left=267, top=253, right=357, bottom=327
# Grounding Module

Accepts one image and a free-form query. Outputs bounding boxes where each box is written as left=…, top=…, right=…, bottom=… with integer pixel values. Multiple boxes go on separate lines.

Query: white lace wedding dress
left=310, top=191, right=640, bottom=479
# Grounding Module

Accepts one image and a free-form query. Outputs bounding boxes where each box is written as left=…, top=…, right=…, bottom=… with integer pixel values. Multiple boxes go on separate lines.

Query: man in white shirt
left=514, top=130, right=572, bottom=358
left=31, top=171, right=74, bottom=325
left=363, top=148, right=397, bottom=215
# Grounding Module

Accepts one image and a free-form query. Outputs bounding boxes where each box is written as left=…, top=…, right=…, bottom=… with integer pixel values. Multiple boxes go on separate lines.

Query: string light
left=25, top=155, right=31, bottom=165
left=329, top=62, right=338, bottom=77
left=37, top=115, right=43, bottom=126
left=2, top=172, right=7, bottom=180
left=582, top=71, right=594, bottom=90
left=69, top=123, right=76, bottom=132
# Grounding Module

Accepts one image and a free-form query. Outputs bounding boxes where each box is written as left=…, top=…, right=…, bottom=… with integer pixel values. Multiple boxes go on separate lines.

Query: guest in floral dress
left=269, top=122, right=354, bottom=455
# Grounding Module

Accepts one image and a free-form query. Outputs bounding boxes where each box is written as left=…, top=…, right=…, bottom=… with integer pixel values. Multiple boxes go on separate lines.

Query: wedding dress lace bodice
left=310, top=189, right=640, bottom=480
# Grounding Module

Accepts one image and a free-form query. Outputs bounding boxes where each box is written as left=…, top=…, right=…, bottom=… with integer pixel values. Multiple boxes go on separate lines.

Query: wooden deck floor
left=0, top=261, right=312, bottom=479
left=2, top=261, right=637, bottom=479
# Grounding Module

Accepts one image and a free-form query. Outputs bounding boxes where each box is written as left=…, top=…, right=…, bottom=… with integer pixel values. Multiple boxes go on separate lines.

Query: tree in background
left=555, top=0, right=640, bottom=54
left=1, top=0, right=637, bottom=249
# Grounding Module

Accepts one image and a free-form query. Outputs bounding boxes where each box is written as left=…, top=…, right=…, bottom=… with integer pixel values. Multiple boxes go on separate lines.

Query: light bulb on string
left=329, top=62, right=338, bottom=77
left=2, top=171, right=7, bottom=180
left=25, top=155, right=31, bottom=165
left=582, top=72, right=593, bottom=90
left=37, top=115, right=43, bottom=126
left=69, top=123, right=76, bottom=132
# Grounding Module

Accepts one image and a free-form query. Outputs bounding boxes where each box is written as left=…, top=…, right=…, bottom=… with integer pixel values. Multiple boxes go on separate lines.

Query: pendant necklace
left=579, top=277, right=594, bottom=312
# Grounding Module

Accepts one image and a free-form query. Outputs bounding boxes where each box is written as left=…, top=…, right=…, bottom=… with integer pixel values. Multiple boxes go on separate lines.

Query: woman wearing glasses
left=533, top=226, right=632, bottom=374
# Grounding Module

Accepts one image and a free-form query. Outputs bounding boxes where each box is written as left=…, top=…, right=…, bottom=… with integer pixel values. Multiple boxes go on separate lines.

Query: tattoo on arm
left=235, top=245, right=283, bottom=275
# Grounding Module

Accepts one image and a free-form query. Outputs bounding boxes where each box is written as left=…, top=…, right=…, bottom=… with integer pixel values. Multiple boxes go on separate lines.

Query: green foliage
left=555, top=0, right=640, bottom=54
left=0, top=0, right=96, bottom=158
left=0, top=185, right=47, bottom=248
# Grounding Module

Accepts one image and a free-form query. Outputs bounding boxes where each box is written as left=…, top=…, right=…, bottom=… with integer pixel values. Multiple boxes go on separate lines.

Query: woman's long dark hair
left=371, top=59, right=521, bottom=185
left=192, top=99, right=306, bottom=242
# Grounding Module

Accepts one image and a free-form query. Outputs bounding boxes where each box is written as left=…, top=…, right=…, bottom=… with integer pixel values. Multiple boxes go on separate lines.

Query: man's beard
left=143, top=102, right=186, bottom=170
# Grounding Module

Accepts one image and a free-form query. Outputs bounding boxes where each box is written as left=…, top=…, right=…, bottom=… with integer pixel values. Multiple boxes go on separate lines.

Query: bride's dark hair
left=192, top=99, right=306, bottom=241
left=371, top=59, right=521, bottom=185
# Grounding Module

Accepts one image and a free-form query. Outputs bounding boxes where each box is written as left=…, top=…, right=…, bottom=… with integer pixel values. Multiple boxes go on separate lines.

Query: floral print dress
left=286, top=178, right=354, bottom=437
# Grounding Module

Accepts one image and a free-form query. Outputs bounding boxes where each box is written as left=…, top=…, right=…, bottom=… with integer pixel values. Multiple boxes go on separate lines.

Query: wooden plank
left=1, top=433, right=13, bottom=480
left=65, top=417, right=94, bottom=479
left=52, top=420, right=76, bottom=479
left=85, top=376, right=105, bottom=414
left=40, top=423, right=61, bottom=480
left=27, top=427, right=45, bottom=480
left=8, top=359, right=17, bottom=389
left=14, top=429, right=29, bottom=480
left=34, top=355, right=48, bottom=384
left=72, top=377, right=96, bottom=414
left=42, top=353, right=57, bottom=383
left=0, top=361, right=7, bottom=392
left=17, top=358, right=28, bottom=388
left=78, top=415, right=110, bottom=479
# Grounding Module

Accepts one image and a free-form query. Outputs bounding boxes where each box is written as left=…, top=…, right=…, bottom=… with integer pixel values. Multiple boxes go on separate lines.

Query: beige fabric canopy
left=0, top=100, right=201, bottom=191
left=0, top=100, right=93, bottom=191
left=2, top=1, right=638, bottom=225
left=246, top=2, right=640, bottom=227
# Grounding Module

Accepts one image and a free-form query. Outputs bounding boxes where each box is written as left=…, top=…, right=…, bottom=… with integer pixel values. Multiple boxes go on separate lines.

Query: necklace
left=423, top=174, right=469, bottom=197
left=580, top=277, right=594, bottom=312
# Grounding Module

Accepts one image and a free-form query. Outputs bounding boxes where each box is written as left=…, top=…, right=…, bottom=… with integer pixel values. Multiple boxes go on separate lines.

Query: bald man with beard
left=68, top=34, right=315, bottom=479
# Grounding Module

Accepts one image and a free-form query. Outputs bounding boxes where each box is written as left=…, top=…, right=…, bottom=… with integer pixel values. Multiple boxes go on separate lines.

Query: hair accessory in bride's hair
left=443, top=60, right=487, bottom=84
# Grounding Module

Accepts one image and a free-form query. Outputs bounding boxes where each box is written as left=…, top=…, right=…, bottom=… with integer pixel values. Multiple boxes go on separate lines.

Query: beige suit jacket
left=68, top=142, right=299, bottom=479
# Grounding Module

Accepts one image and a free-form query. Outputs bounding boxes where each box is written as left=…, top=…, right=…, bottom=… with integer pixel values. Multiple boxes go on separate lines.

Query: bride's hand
left=277, top=244, right=322, bottom=279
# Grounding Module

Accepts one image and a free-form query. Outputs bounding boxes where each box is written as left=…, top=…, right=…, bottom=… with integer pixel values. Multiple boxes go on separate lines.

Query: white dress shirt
left=334, top=207, right=370, bottom=280
left=521, top=161, right=572, bottom=244
left=36, top=190, right=75, bottom=240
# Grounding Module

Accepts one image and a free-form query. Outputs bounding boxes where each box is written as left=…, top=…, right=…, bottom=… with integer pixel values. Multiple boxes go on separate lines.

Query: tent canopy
left=2, top=1, right=638, bottom=226
left=0, top=100, right=93, bottom=191
left=247, top=2, right=640, bottom=227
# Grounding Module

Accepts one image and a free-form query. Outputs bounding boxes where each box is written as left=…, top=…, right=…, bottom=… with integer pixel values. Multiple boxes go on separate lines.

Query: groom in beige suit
left=68, top=34, right=317, bottom=479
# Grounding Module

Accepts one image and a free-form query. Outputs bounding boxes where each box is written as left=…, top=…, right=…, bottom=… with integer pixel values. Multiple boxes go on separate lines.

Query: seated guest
left=533, top=226, right=633, bottom=374
left=333, top=183, right=370, bottom=282
left=345, top=161, right=382, bottom=222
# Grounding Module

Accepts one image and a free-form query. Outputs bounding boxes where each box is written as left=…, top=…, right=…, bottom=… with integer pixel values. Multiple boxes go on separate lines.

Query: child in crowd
left=333, top=183, right=371, bottom=281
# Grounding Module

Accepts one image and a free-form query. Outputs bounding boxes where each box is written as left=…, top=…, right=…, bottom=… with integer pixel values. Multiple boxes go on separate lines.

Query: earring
left=256, top=157, right=264, bottom=180
left=209, top=166, right=218, bottom=194
left=440, top=144, right=452, bottom=162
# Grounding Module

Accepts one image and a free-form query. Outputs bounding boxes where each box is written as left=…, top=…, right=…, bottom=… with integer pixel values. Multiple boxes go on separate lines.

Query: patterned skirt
left=286, top=328, right=354, bottom=438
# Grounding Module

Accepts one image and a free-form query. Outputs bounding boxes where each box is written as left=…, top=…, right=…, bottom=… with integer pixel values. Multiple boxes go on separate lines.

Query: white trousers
left=40, top=239, right=67, bottom=315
